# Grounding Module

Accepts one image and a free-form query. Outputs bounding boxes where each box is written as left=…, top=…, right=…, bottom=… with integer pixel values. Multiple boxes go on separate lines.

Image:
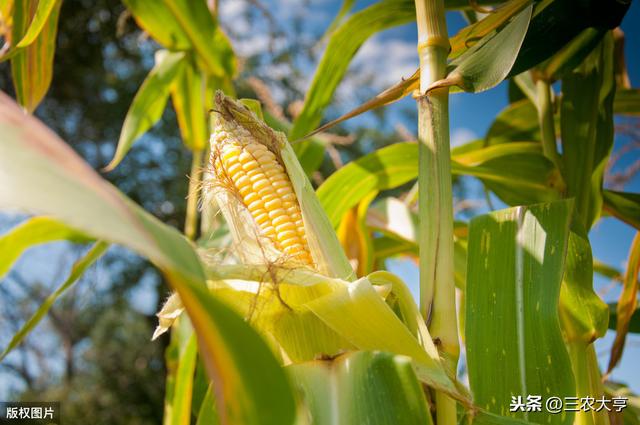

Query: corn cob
left=210, top=97, right=314, bottom=267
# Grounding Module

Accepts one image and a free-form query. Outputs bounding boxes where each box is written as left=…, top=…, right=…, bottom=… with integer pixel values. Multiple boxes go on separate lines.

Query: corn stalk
left=414, top=0, right=459, bottom=424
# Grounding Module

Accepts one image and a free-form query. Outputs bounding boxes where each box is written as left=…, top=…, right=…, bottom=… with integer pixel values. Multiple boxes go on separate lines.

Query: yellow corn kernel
left=212, top=128, right=313, bottom=266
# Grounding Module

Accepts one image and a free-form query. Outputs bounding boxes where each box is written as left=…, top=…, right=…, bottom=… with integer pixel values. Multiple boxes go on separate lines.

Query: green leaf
left=508, top=0, right=629, bottom=76
left=106, top=51, right=185, bottom=171
left=163, top=0, right=236, bottom=77
left=0, top=216, right=92, bottom=280
left=608, top=303, right=640, bottom=334
left=10, top=0, right=61, bottom=112
left=558, top=227, right=609, bottom=344
left=614, top=89, right=640, bottom=115
left=603, top=190, right=640, bottom=231
left=122, top=0, right=192, bottom=50
left=560, top=34, right=615, bottom=229
left=171, top=57, right=208, bottom=151
left=318, top=143, right=418, bottom=228
left=466, top=200, right=576, bottom=425
left=429, top=5, right=533, bottom=93
left=171, top=333, right=198, bottom=425
left=305, top=275, right=461, bottom=398
left=288, top=351, right=432, bottom=425
left=366, top=197, right=468, bottom=289
left=196, top=384, right=221, bottom=425
left=608, top=232, right=640, bottom=373
left=538, top=28, right=606, bottom=81
left=122, top=0, right=236, bottom=77
left=485, top=100, right=540, bottom=145
left=318, top=142, right=562, bottom=228
left=0, top=241, right=108, bottom=361
left=15, top=0, right=60, bottom=48
left=289, top=0, right=415, bottom=170
left=0, top=92, right=295, bottom=425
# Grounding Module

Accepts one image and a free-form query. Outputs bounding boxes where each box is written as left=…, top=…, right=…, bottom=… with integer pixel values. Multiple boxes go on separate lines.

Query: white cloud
left=450, top=127, right=478, bottom=148
left=351, top=37, right=418, bottom=88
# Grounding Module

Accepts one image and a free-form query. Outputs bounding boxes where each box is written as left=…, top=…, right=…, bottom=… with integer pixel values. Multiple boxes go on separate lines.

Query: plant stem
left=536, top=79, right=562, bottom=170
left=567, top=342, right=610, bottom=425
left=184, top=149, right=204, bottom=241
left=414, top=0, right=459, bottom=424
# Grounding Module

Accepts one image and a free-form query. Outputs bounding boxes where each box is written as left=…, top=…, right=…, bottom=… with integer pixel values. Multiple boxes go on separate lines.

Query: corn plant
left=1, top=0, right=639, bottom=424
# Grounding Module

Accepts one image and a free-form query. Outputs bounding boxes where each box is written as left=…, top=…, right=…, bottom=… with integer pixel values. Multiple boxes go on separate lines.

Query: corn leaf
left=602, top=190, right=640, bottom=231
left=318, top=142, right=562, bottom=228
left=15, top=0, right=59, bottom=48
left=608, top=232, right=640, bottom=373
left=614, top=89, right=640, bottom=115
left=560, top=33, right=615, bottom=230
left=0, top=216, right=92, bottom=279
left=448, top=0, right=532, bottom=61
left=538, top=28, right=606, bottom=81
left=466, top=200, right=576, bottom=425
left=509, top=0, right=629, bottom=76
left=171, top=57, right=208, bottom=151
left=558, top=227, right=608, bottom=364
left=196, top=385, right=220, bottom=425
left=0, top=92, right=295, bottom=425
left=485, top=100, right=540, bottom=145
left=0, top=241, right=108, bottom=361
left=288, top=351, right=433, bottom=425
left=289, top=0, right=415, bottom=170
left=305, top=275, right=462, bottom=399
left=162, top=0, right=235, bottom=77
left=608, top=303, right=640, bottom=334
left=122, top=0, right=191, bottom=50
left=10, top=0, right=61, bottom=112
left=106, top=51, right=185, bottom=171
left=366, top=198, right=468, bottom=289
left=429, top=5, right=533, bottom=93
left=171, top=333, right=198, bottom=425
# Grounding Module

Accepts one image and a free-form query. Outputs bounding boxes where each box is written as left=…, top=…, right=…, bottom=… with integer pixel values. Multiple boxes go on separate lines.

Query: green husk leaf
left=288, top=351, right=433, bottom=425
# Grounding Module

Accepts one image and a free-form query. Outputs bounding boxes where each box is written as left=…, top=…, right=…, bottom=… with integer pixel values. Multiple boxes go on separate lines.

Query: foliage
left=1, top=0, right=639, bottom=424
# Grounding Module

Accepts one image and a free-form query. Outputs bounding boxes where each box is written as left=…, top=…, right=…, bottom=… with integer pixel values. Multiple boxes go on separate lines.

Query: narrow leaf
left=429, top=5, right=533, bottom=93
left=0, top=241, right=108, bottom=361
left=608, top=232, right=640, bottom=373
left=290, top=0, right=415, bottom=140
left=162, top=0, right=236, bottom=77
left=15, top=0, right=59, bottom=48
left=560, top=34, right=615, bottom=229
left=318, top=142, right=562, bottom=228
left=613, top=89, right=640, bottom=115
left=558, top=227, right=609, bottom=345
left=10, top=0, right=61, bottom=112
left=171, top=57, right=208, bottom=151
left=121, top=0, right=192, bottom=50
left=106, top=51, right=185, bottom=171
left=603, top=190, right=640, bottom=231
left=171, top=333, right=198, bottom=425
left=0, top=216, right=92, bottom=279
